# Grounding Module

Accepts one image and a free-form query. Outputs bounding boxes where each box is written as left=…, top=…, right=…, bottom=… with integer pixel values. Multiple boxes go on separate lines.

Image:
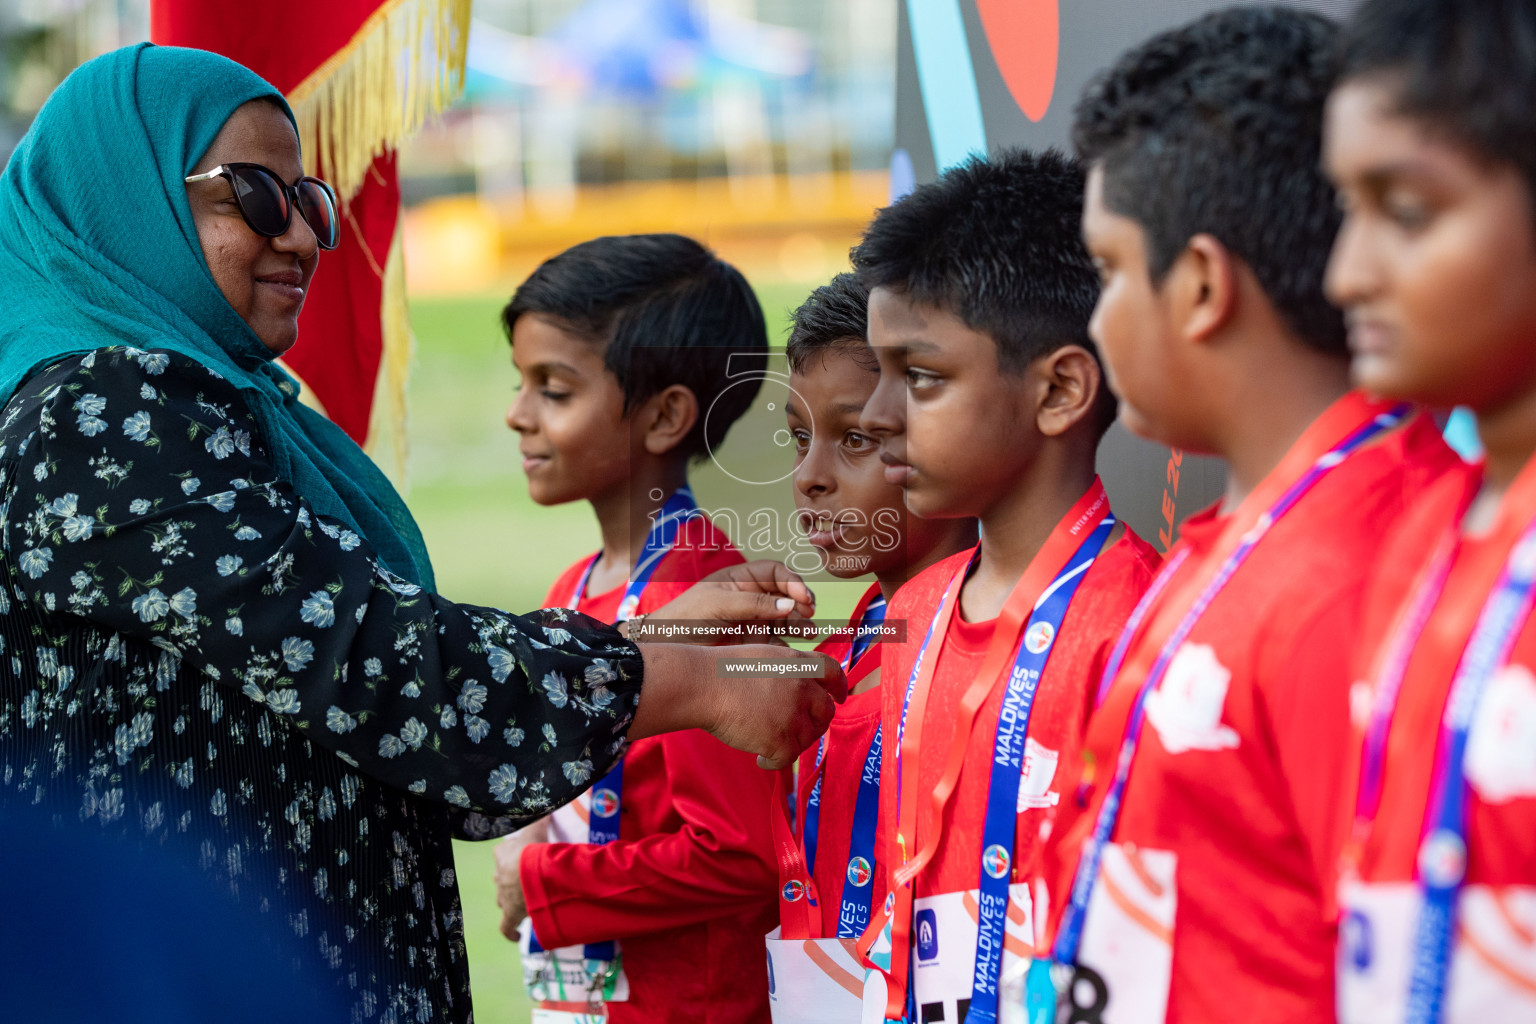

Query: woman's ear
left=639, top=384, right=700, bottom=456
left=1035, top=345, right=1104, bottom=438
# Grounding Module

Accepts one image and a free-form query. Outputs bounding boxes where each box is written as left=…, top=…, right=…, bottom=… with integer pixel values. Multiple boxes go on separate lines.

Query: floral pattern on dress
left=0, top=348, right=645, bottom=1023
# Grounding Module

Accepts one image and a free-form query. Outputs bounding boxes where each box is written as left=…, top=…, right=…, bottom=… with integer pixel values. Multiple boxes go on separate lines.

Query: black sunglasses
left=184, top=162, right=340, bottom=250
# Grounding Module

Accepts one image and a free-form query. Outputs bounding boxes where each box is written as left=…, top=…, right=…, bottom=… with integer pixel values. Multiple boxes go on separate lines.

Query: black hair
left=785, top=273, right=875, bottom=374
left=504, top=233, right=768, bottom=462
left=850, top=148, right=1099, bottom=375
left=1073, top=6, right=1346, bottom=353
left=1339, top=0, right=1536, bottom=211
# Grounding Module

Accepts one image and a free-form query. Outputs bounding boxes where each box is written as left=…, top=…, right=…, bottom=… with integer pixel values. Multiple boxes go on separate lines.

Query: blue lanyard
left=571, top=765, right=625, bottom=962
left=802, top=592, right=890, bottom=931
left=964, top=513, right=1116, bottom=1024
left=567, top=485, right=701, bottom=617
left=1404, top=519, right=1536, bottom=1023
left=848, top=594, right=887, bottom=668
left=532, top=486, right=700, bottom=961
left=827, top=724, right=884, bottom=939
left=1052, top=406, right=1409, bottom=969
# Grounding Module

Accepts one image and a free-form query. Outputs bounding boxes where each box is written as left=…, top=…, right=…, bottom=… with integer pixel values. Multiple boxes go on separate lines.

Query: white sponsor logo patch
left=1017, top=737, right=1060, bottom=811
left=1144, top=643, right=1240, bottom=755
left=1466, top=662, right=1536, bottom=804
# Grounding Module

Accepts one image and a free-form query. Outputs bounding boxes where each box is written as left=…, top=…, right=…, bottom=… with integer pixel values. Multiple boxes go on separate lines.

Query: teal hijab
left=0, top=43, right=434, bottom=590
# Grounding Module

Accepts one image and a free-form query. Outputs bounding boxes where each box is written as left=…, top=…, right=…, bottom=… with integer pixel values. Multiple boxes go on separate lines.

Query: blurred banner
left=892, top=0, right=1361, bottom=546
left=151, top=0, right=471, bottom=468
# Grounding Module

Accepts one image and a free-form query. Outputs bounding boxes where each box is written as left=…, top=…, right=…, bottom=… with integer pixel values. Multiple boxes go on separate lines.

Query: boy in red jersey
left=1042, top=10, right=1458, bottom=1024
left=766, top=273, right=977, bottom=1021
left=1323, top=1, right=1536, bottom=1020
left=491, top=234, right=797, bottom=1024
left=849, top=150, right=1162, bottom=1024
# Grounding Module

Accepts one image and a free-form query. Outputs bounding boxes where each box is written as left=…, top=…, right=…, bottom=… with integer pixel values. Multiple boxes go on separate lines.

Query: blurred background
left=2, top=3, right=894, bottom=1021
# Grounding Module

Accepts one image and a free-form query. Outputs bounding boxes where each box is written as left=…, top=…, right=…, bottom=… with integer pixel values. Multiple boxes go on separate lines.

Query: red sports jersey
left=861, top=482, right=1159, bottom=1020
left=521, top=514, right=780, bottom=1024
left=1336, top=454, right=1536, bottom=1021
left=1044, top=393, right=1457, bottom=1024
left=792, top=584, right=888, bottom=939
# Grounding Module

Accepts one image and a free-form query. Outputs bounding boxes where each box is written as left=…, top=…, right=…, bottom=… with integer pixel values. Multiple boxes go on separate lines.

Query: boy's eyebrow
left=784, top=398, right=866, bottom=421
left=523, top=359, right=585, bottom=377
left=875, top=338, right=942, bottom=356
left=1357, top=161, right=1437, bottom=188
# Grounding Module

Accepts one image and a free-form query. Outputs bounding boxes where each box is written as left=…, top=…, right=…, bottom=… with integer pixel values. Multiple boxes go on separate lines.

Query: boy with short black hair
left=1324, top=1, right=1536, bottom=1020
left=494, top=233, right=786, bottom=1024
left=765, top=273, right=977, bottom=1020
left=847, top=149, right=1161, bottom=1024
left=1041, top=9, right=1457, bottom=1024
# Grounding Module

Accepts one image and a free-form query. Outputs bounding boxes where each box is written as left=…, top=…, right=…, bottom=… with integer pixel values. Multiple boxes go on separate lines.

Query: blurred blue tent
left=464, top=0, right=813, bottom=100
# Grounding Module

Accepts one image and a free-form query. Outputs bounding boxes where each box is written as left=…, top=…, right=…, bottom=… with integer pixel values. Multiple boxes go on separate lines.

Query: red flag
left=151, top=0, right=468, bottom=453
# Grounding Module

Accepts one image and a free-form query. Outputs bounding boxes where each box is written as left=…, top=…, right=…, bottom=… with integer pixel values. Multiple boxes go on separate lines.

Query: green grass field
left=403, top=283, right=864, bottom=1024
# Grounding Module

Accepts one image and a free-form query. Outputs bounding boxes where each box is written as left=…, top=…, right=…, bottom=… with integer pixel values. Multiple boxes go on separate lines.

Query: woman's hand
left=630, top=644, right=845, bottom=769
left=494, top=815, right=550, bottom=942
left=624, top=560, right=816, bottom=645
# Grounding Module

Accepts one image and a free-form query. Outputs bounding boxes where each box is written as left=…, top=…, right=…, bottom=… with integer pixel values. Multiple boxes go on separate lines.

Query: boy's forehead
left=1081, top=165, right=1146, bottom=249
left=789, top=347, right=878, bottom=404
left=868, top=286, right=939, bottom=335
left=867, top=286, right=971, bottom=351
left=1081, top=163, right=1111, bottom=228
left=511, top=313, right=604, bottom=366
left=788, top=340, right=876, bottom=376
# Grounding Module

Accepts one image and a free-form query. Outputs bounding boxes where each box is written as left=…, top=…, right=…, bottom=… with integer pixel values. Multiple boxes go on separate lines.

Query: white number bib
left=764, top=925, right=888, bottom=1024
left=519, top=917, right=630, bottom=1023
left=547, top=794, right=591, bottom=845
left=1337, top=880, right=1536, bottom=1024
left=531, top=1011, right=606, bottom=1024
left=520, top=794, right=630, bottom=1021
left=1069, top=843, right=1176, bottom=1024
left=906, top=883, right=1036, bottom=1024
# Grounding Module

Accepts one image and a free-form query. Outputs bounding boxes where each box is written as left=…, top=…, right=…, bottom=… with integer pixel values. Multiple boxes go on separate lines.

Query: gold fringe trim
left=284, top=0, right=465, bottom=473
left=363, top=214, right=414, bottom=486
left=288, top=0, right=471, bottom=202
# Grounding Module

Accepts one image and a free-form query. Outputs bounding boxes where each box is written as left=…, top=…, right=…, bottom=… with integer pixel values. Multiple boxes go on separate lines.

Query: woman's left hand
left=494, top=815, right=550, bottom=941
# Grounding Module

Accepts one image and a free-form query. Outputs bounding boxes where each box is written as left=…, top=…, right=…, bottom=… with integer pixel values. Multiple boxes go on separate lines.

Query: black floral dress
left=0, top=347, right=644, bottom=1023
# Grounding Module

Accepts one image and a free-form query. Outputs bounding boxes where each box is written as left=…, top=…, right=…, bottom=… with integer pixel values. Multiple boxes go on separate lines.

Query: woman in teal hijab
left=0, top=42, right=431, bottom=586
left=0, top=44, right=838, bottom=1020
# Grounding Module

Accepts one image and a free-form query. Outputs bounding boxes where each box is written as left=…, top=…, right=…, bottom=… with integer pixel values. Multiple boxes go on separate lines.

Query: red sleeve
left=520, top=729, right=777, bottom=946
left=1265, top=585, right=1363, bottom=921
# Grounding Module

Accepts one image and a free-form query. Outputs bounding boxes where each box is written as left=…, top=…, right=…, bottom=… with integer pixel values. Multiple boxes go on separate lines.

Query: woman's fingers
left=698, top=560, right=815, bottom=610
left=641, top=590, right=814, bottom=644
left=639, top=562, right=815, bottom=635
left=747, top=560, right=816, bottom=608
left=713, top=590, right=814, bottom=631
left=754, top=675, right=841, bottom=769
left=708, top=648, right=845, bottom=769
left=803, top=651, right=848, bottom=704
